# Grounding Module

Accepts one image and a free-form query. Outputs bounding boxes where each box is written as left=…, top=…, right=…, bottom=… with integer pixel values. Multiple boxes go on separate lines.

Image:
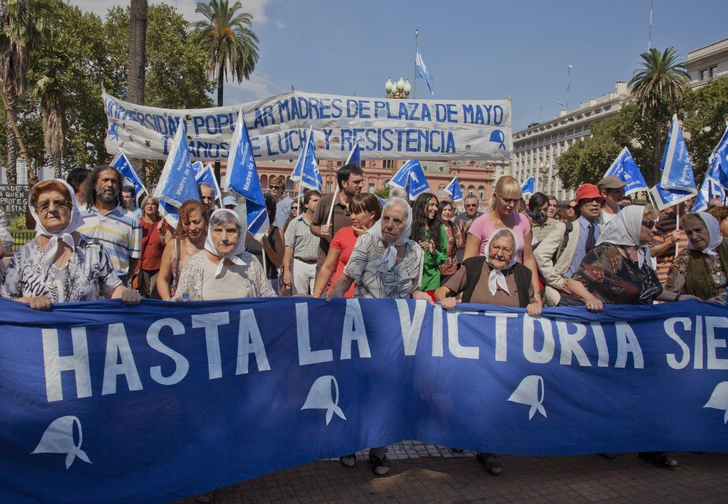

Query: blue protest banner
left=604, top=147, right=649, bottom=196
left=660, top=115, right=697, bottom=194
left=443, top=176, right=463, bottom=202
left=520, top=177, right=534, bottom=197
left=1, top=298, right=727, bottom=504
left=110, top=150, right=147, bottom=204
left=224, top=114, right=269, bottom=240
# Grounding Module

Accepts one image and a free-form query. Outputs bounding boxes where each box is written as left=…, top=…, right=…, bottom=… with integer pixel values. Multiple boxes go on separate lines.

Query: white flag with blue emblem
left=194, top=162, right=223, bottom=206
left=416, top=50, right=435, bottom=98
left=443, top=177, right=463, bottom=202
left=153, top=120, right=200, bottom=226
left=660, top=114, right=697, bottom=194
left=224, top=113, right=269, bottom=240
left=520, top=177, right=535, bottom=197
left=111, top=150, right=147, bottom=204
left=346, top=137, right=362, bottom=166
left=604, top=147, right=649, bottom=196
left=294, top=129, right=322, bottom=191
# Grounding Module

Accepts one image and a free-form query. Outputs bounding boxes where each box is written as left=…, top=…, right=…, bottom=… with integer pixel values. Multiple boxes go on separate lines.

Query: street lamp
left=385, top=76, right=411, bottom=99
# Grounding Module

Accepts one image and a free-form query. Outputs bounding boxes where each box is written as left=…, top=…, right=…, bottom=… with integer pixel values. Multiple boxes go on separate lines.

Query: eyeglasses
left=581, top=198, right=604, bottom=205
left=568, top=205, right=577, bottom=210
left=465, top=204, right=477, bottom=208
left=642, top=220, right=655, bottom=229
left=270, top=185, right=283, bottom=190
left=37, top=199, right=69, bottom=213
left=291, top=206, right=299, bottom=211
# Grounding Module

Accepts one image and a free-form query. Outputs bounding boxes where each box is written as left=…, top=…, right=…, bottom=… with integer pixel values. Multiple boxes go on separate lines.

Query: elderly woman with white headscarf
left=666, top=212, right=728, bottom=301
left=172, top=209, right=275, bottom=301
left=327, top=196, right=429, bottom=477
left=435, top=228, right=538, bottom=315
left=0, top=179, right=140, bottom=309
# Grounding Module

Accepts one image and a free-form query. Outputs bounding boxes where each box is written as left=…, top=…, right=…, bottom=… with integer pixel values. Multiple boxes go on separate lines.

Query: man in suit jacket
left=534, top=183, right=603, bottom=306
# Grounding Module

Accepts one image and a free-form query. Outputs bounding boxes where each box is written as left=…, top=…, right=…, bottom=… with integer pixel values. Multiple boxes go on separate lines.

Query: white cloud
left=67, top=0, right=273, bottom=25
left=275, top=21, right=285, bottom=29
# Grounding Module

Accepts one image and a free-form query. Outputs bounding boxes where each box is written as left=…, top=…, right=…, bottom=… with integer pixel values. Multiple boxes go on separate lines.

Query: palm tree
left=33, top=75, right=65, bottom=177
left=0, top=0, right=48, bottom=183
left=128, top=0, right=147, bottom=105
left=629, top=47, right=691, bottom=184
left=191, top=0, right=259, bottom=108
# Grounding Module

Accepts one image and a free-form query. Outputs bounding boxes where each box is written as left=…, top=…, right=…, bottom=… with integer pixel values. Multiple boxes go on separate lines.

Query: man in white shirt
left=597, top=176, right=626, bottom=225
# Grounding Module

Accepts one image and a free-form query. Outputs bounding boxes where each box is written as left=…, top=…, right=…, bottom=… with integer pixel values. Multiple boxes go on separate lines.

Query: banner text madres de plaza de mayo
left=103, top=90, right=512, bottom=162
left=1, top=298, right=728, bottom=504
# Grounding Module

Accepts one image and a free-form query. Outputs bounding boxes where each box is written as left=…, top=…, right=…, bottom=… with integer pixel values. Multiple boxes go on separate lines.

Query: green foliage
left=374, top=186, right=390, bottom=199
left=8, top=212, right=27, bottom=231
left=681, top=77, right=728, bottom=180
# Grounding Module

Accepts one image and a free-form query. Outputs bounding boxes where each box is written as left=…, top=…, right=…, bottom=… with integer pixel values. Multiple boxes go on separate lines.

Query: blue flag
left=604, top=147, right=649, bottom=196
left=346, top=137, right=362, bottom=166
left=520, top=177, right=535, bottom=197
left=389, top=160, right=430, bottom=200
left=709, top=125, right=728, bottom=189
left=416, top=50, right=435, bottom=98
left=153, top=120, right=200, bottom=227
left=110, top=150, right=147, bottom=205
left=691, top=153, right=727, bottom=212
left=294, top=129, right=322, bottom=191
left=194, top=162, right=222, bottom=205
left=660, top=114, right=697, bottom=193
left=389, top=161, right=412, bottom=189
left=224, top=113, right=269, bottom=240
left=649, top=182, right=695, bottom=212
left=443, top=176, right=463, bottom=202
left=377, top=196, right=388, bottom=207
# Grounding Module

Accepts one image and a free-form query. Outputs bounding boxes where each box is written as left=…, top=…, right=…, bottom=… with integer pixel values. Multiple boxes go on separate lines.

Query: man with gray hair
left=453, top=194, right=481, bottom=268
left=198, top=182, right=216, bottom=217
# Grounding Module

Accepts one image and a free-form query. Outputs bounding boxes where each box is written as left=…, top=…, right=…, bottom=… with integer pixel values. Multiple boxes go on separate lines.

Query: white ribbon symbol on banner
left=508, top=375, right=547, bottom=420
left=301, top=375, right=347, bottom=425
left=31, top=416, right=92, bottom=469
left=704, top=382, right=728, bottom=424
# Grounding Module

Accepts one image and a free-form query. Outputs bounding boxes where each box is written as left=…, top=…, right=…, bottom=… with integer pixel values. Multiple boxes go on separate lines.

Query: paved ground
left=172, top=441, right=728, bottom=503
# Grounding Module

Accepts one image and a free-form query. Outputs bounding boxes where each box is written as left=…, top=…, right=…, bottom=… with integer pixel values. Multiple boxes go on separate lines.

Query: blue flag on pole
left=443, top=177, right=463, bottom=202
left=295, top=129, right=322, bottom=191
left=389, top=162, right=412, bottom=189
left=389, top=160, right=430, bottom=200
left=520, top=177, right=535, bottom=197
left=415, top=50, right=435, bottom=98
left=153, top=120, right=200, bottom=227
left=111, top=150, right=147, bottom=200
left=346, top=137, right=362, bottom=166
left=224, top=113, right=269, bottom=240
left=604, top=147, right=649, bottom=197
left=660, top=114, right=697, bottom=194
left=691, top=149, right=727, bottom=212
left=708, top=125, right=728, bottom=189
left=649, top=182, right=695, bottom=212
left=194, top=162, right=222, bottom=205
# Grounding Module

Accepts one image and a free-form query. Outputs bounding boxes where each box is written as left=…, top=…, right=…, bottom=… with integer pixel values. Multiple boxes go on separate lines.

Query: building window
left=326, top=181, right=332, bottom=193
left=438, top=185, right=444, bottom=197
left=368, top=183, right=375, bottom=193
left=701, top=65, right=718, bottom=80
left=468, top=185, right=475, bottom=196
left=361, top=161, right=366, bottom=168
left=337, top=161, right=343, bottom=167
left=478, top=186, right=485, bottom=200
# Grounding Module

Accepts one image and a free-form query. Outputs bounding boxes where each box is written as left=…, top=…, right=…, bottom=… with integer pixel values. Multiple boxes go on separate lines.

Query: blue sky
left=73, top=0, right=728, bottom=131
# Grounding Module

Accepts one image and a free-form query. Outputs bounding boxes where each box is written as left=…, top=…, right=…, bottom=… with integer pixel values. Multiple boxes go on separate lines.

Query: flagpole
left=413, top=27, right=418, bottom=100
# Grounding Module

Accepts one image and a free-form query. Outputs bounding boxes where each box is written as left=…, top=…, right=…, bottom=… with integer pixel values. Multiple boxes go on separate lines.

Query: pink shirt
left=468, top=212, right=531, bottom=263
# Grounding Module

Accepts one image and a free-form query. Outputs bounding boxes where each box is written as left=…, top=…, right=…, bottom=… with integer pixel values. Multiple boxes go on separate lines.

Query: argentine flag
left=520, top=177, right=535, bottom=198
left=443, top=177, right=463, bottom=202
left=224, top=113, right=269, bottom=240
left=111, top=150, right=147, bottom=205
left=415, top=50, right=435, bottom=99
left=660, top=114, right=697, bottom=194
left=604, top=147, right=649, bottom=197
left=153, top=120, right=199, bottom=227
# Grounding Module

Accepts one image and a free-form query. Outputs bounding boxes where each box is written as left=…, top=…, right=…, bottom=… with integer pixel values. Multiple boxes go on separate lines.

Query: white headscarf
left=685, top=212, right=723, bottom=259
left=205, top=209, right=247, bottom=278
left=484, top=228, right=519, bottom=296
left=596, top=205, right=650, bottom=268
left=29, top=179, right=85, bottom=276
left=367, top=196, right=413, bottom=271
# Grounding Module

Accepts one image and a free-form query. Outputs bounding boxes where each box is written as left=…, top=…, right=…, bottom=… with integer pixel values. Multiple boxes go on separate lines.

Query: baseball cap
left=222, top=196, right=237, bottom=207
left=597, top=175, right=627, bottom=191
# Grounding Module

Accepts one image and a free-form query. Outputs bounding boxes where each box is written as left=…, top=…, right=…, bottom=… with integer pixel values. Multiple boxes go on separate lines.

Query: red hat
left=576, top=183, right=601, bottom=203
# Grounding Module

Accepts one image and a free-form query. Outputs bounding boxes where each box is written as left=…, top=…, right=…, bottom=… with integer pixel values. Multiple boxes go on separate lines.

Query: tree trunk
left=4, top=80, right=18, bottom=185
left=214, top=66, right=224, bottom=184
left=652, top=115, right=663, bottom=185
left=128, top=0, right=148, bottom=185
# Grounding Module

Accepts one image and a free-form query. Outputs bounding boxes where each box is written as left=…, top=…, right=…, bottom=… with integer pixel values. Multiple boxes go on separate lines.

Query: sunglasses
left=568, top=205, right=577, bottom=210
left=270, top=185, right=283, bottom=190
left=465, top=204, right=477, bottom=208
left=581, top=197, right=604, bottom=205
left=291, top=206, right=299, bottom=211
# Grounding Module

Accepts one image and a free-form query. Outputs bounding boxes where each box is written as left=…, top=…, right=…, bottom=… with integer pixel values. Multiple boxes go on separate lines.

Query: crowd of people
left=0, top=163, right=724, bottom=484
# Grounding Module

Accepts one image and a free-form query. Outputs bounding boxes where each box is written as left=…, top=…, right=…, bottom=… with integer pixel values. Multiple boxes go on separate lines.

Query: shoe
left=476, top=452, right=503, bottom=476
left=598, top=453, right=616, bottom=459
left=339, top=453, right=356, bottom=468
left=369, top=452, right=390, bottom=476
left=638, top=451, right=678, bottom=468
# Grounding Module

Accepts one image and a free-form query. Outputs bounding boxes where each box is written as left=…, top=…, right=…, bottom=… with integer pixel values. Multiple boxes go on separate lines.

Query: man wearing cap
left=534, top=183, right=603, bottom=306
left=598, top=175, right=627, bottom=225
left=222, top=196, right=237, bottom=210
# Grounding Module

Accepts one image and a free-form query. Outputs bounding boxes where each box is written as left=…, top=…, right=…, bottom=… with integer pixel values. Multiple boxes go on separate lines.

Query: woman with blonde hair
left=462, top=176, right=543, bottom=315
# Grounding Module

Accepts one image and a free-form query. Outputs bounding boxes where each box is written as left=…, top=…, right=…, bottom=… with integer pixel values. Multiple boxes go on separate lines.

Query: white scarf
left=596, top=205, right=650, bottom=268
left=29, top=179, right=85, bottom=276
left=367, top=197, right=413, bottom=271
left=485, top=228, right=519, bottom=296
left=204, top=209, right=247, bottom=278
left=685, top=212, right=723, bottom=260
